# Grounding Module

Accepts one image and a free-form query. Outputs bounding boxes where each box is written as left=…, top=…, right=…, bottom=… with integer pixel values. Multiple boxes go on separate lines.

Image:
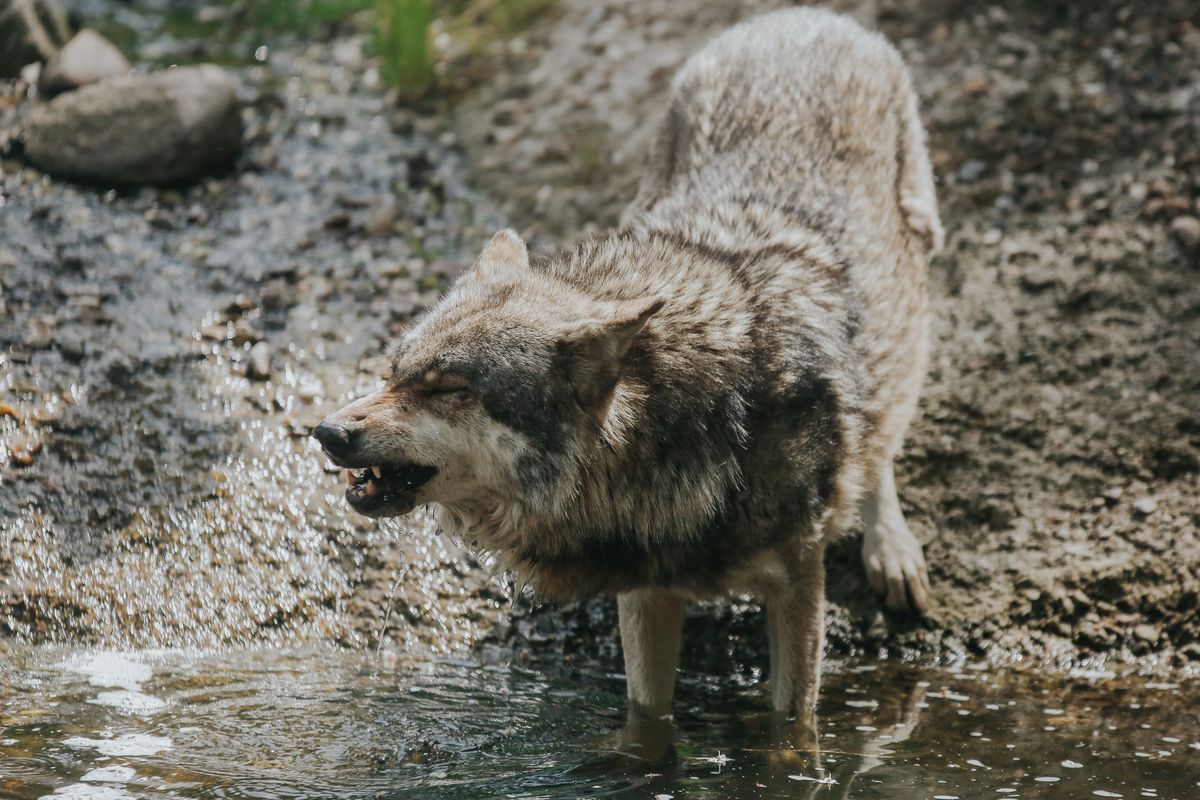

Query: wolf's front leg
left=618, top=589, right=687, bottom=719
left=861, top=460, right=930, bottom=613
left=765, top=541, right=826, bottom=723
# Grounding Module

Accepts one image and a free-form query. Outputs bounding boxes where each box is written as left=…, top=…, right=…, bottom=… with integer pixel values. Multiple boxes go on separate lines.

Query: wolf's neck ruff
left=436, top=224, right=862, bottom=601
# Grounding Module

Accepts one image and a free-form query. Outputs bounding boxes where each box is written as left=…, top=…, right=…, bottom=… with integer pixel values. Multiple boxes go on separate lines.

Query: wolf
left=313, top=7, right=941, bottom=723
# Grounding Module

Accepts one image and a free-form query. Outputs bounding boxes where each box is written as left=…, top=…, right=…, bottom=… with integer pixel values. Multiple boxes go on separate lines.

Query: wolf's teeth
left=371, top=466, right=382, bottom=480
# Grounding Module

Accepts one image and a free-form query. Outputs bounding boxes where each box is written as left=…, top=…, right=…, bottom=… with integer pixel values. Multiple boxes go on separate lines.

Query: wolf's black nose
left=312, top=421, right=357, bottom=459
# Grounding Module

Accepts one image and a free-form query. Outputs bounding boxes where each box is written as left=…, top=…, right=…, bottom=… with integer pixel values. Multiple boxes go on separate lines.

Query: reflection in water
left=1, top=647, right=1198, bottom=799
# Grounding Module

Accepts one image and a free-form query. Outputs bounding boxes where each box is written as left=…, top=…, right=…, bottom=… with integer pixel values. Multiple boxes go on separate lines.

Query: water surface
left=2, top=648, right=1197, bottom=799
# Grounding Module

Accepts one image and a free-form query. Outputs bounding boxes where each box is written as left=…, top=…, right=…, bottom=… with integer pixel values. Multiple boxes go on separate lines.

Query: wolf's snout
left=312, top=420, right=358, bottom=460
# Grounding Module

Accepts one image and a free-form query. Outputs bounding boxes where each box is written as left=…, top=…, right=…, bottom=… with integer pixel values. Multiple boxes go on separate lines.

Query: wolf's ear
left=474, top=229, right=529, bottom=282
left=560, top=297, right=665, bottom=413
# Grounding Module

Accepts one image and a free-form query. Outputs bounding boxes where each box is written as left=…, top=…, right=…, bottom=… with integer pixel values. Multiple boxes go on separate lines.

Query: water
left=4, top=4, right=1200, bottom=799
left=2, top=648, right=1198, bottom=799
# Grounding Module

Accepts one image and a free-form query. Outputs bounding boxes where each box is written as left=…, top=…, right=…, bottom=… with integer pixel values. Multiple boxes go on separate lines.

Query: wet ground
left=1, top=2, right=513, bottom=651
left=1, top=0, right=1199, bottom=739
left=2, top=3, right=1200, bottom=797
left=455, top=0, right=1200, bottom=666
left=2, top=647, right=1199, bottom=799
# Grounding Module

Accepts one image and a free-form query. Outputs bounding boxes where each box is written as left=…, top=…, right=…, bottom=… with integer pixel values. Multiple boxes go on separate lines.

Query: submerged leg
left=861, top=460, right=930, bottom=613
left=765, top=541, right=826, bottom=724
left=618, top=589, right=687, bottom=719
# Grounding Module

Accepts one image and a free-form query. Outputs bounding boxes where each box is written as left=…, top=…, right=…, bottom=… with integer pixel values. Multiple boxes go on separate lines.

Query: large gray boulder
left=39, top=29, right=131, bottom=97
left=0, top=0, right=71, bottom=78
left=23, top=65, right=243, bottom=185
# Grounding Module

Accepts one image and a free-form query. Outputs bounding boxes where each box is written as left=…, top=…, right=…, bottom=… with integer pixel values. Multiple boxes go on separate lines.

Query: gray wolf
left=314, top=7, right=941, bottom=723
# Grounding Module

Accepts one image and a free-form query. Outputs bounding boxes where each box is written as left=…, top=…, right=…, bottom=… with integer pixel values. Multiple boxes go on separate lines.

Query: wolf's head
left=313, top=229, right=662, bottom=530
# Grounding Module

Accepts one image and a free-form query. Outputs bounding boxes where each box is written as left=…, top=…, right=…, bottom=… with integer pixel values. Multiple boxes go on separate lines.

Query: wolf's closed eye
left=422, top=381, right=470, bottom=398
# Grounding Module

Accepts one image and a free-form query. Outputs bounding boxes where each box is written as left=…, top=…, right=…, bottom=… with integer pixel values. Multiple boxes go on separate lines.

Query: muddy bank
left=2, top=0, right=1198, bottom=671
left=455, top=0, right=1200, bottom=668
left=0, top=15, right=512, bottom=650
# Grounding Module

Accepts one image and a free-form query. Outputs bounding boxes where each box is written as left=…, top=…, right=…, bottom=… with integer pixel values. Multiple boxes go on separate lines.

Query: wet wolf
left=314, top=7, right=941, bottom=722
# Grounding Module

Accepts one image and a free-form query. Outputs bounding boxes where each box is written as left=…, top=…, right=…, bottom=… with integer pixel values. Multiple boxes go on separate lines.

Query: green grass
left=249, top=0, right=373, bottom=31
left=376, top=0, right=435, bottom=100
left=241, top=0, right=554, bottom=102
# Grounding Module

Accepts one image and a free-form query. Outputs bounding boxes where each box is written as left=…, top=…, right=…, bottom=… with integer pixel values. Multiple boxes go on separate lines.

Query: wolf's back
left=631, top=7, right=942, bottom=253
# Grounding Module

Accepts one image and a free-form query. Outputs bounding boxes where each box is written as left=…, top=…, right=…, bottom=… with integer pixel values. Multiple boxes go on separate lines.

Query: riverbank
left=2, top=0, right=1198, bottom=673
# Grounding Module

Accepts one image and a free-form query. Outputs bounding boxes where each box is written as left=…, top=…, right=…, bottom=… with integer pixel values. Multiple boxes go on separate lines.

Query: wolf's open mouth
left=344, top=463, right=437, bottom=512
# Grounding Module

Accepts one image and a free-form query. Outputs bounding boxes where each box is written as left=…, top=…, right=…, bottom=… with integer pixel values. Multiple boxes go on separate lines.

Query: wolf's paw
left=862, top=520, right=930, bottom=614
left=900, top=194, right=945, bottom=253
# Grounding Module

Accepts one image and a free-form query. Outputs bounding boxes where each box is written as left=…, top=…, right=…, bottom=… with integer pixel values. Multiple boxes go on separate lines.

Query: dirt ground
left=1, top=0, right=1197, bottom=672
left=454, top=0, right=1200, bottom=668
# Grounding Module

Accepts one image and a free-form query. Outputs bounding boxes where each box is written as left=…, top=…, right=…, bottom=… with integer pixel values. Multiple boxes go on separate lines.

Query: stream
left=2, top=648, right=1199, bottom=799
left=3, top=2, right=1200, bottom=799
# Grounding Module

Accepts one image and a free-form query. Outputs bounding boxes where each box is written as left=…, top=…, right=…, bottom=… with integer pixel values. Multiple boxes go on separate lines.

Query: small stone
left=25, top=316, right=55, bottom=350
left=1168, top=215, right=1200, bottom=249
left=1132, top=496, right=1158, bottom=516
left=7, top=434, right=41, bottom=466
left=56, top=330, right=85, bottom=361
left=259, top=280, right=290, bottom=311
left=39, top=29, right=131, bottom=97
left=1020, top=268, right=1058, bottom=291
left=365, top=206, right=398, bottom=238
left=246, top=341, right=272, bottom=381
left=962, top=75, right=990, bottom=96
left=230, top=318, right=263, bottom=345
left=1133, top=624, right=1160, bottom=643
left=1100, top=486, right=1123, bottom=504
left=295, top=379, right=322, bottom=402
left=959, top=159, right=987, bottom=183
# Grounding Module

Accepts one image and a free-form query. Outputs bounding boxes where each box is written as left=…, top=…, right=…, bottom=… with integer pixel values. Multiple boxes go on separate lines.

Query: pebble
left=959, top=159, right=987, bottom=183
left=56, top=330, right=85, bottom=361
left=7, top=434, right=41, bottom=466
left=247, top=341, right=272, bottom=381
left=1132, top=496, right=1158, bottom=516
left=295, top=379, right=323, bottom=402
left=1133, top=624, right=1160, bottom=643
left=1168, top=215, right=1200, bottom=248
left=38, top=29, right=131, bottom=97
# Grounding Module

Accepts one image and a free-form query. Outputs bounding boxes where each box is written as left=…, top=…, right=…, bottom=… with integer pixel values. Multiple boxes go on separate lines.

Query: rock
left=56, top=329, right=84, bottom=360
left=295, top=379, right=322, bottom=402
left=1132, top=496, right=1158, bottom=516
left=246, top=341, right=272, bottom=381
left=959, top=159, right=987, bottom=183
left=0, top=0, right=71, bottom=78
left=1133, top=624, right=1160, bottom=643
left=23, top=65, right=243, bottom=185
left=38, top=29, right=130, bottom=97
left=1169, top=215, right=1200, bottom=249
left=7, top=433, right=41, bottom=466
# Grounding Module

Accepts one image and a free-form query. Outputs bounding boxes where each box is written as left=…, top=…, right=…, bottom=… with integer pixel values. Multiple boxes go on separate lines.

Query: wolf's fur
left=317, top=8, right=940, bottom=720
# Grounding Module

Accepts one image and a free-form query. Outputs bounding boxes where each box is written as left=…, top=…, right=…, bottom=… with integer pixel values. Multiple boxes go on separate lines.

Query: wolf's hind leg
left=861, top=460, right=930, bottom=613
left=765, top=541, right=825, bottom=725
left=897, top=91, right=944, bottom=253
left=618, top=589, right=687, bottom=719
